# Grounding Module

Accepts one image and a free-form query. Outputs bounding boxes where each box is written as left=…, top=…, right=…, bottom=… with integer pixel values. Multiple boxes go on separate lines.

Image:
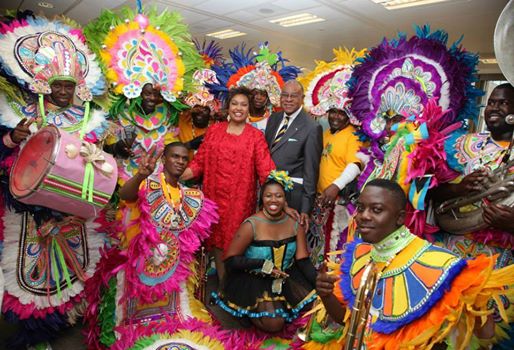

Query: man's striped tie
left=273, top=115, right=290, bottom=146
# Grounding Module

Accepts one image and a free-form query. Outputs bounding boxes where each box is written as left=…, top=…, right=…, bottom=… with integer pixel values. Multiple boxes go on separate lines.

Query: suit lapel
left=271, top=112, right=305, bottom=153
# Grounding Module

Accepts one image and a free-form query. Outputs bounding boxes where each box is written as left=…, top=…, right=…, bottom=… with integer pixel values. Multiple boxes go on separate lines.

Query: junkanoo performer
left=306, top=179, right=514, bottom=350
left=0, top=14, right=109, bottom=349
left=347, top=25, right=482, bottom=237
left=207, top=42, right=301, bottom=133
left=84, top=5, right=205, bottom=184
left=180, top=39, right=224, bottom=159
left=299, top=48, right=366, bottom=265
left=84, top=142, right=231, bottom=350
left=432, top=83, right=514, bottom=348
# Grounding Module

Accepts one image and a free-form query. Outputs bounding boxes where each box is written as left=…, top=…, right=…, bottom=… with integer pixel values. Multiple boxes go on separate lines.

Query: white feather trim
left=329, top=204, right=350, bottom=258
left=85, top=108, right=107, bottom=134
left=0, top=94, right=24, bottom=128
left=0, top=209, right=106, bottom=309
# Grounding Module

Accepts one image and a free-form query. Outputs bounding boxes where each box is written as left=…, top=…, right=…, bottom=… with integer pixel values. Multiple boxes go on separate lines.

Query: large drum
left=10, top=125, right=118, bottom=218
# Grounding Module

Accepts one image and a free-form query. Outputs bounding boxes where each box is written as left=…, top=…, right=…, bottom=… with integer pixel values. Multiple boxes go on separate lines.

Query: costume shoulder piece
left=340, top=237, right=466, bottom=334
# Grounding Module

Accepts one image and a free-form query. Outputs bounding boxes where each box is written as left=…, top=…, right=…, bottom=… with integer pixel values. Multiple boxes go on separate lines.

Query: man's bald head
left=280, top=80, right=304, bottom=115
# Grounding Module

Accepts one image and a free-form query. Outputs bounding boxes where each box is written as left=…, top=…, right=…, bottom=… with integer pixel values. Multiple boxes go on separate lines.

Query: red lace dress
left=189, top=122, right=275, bottom=252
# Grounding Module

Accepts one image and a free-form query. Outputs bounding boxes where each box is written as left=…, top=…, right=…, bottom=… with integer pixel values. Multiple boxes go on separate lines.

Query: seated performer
left=309, top=179, right=514, bottom=350
left=84, top=142, right=225, bottom=350
left=212, top=171, right=317, bottom=333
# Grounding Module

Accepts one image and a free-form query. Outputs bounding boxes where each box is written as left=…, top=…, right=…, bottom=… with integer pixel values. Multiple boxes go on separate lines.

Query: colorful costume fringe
left=303, top=229, right=514, bottom=350
left=348, top=25, right=482, bottom=190
left=84, top=174, right=226, bottom=349
left=0, top=13, right=109, bottom=348
left=85, top=6, right=205, bottom=182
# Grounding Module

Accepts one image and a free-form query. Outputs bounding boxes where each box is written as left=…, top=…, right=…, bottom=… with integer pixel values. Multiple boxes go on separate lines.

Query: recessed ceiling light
left=269, top=13, right=325, bottom=27
left=206, top=29, right=246, bottom=40
left=479, top=58, right=497, bottom=64
left=38, top=1, right=55, bottom=8
left=371, top=0, right=453, bottom=10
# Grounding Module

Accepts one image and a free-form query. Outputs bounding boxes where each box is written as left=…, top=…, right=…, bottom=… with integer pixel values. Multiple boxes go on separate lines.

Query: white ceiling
left=2, top=0, right=509, bottom=75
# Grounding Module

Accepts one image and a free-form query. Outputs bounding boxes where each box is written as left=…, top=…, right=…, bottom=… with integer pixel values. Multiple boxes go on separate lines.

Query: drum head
left=10, top=126, right=58, bottom=198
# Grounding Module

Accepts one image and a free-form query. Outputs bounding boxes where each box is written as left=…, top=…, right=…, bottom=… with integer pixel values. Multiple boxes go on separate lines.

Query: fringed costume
left=303, top=226, right=514, bottom=350
left=0, top=14, right=109, bottom=348
left=84, top=6, right=205, bottom=183
left=347, top=25, right=482, bottom=237
left=299, top=48, right=366, bottom=265
left=84, top=173, right=231, bottom=349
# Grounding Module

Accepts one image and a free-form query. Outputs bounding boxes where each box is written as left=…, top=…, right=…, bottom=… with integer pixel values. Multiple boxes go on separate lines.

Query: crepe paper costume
left=183, top=40, right=225, bottom=114
left=348, top=25, right=482, bottom=189
left=300, top=47, right=366, bottom=124
left=188, top=122, right=275, bottom=252
left=0, top=13, right=109, bottom=349
left=363, top=99, right=461, bottom=237
left=207, top=42, right=300, bottom=106
left=84, top=173, right=227, bottom=349
left=303, top=226, right=514, bottom=350
left=85, top=6, right=205, bottom=182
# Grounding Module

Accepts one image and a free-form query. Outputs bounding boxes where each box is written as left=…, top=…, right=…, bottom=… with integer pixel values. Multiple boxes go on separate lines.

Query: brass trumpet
left=345, top=261, right=379, bottom=350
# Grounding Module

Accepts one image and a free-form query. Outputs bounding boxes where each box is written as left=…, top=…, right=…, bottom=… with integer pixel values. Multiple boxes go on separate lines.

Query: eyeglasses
left=280, top=93, right=302, bottom=99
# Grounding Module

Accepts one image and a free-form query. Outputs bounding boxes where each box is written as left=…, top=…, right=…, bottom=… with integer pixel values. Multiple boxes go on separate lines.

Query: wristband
left=3, top=132, right=19, bottom=148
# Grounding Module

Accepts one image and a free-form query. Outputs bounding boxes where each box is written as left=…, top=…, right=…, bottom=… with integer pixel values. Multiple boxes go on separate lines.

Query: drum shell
left=9, top=125, right=117, bottom=218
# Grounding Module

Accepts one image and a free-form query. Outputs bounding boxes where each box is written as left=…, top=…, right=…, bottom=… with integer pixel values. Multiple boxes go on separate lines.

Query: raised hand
left=11, top=118, right=34, bottom=144
left=137, top=146, right=163, bottom=178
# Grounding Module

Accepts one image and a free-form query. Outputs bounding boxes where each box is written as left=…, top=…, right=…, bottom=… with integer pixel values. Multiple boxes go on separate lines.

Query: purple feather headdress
left=348, top=25, right=482, bottom=161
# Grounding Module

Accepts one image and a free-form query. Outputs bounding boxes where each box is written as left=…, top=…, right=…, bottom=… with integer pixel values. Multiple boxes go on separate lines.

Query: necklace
left=371, top=225, right=415, bottom=263
left=263, top=208, right=285, bottom=222
left=160, top=173, right=183, bottom=210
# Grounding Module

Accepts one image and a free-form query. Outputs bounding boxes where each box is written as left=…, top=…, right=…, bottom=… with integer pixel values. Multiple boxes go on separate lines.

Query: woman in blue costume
left=212, top=171, right=317, bottom=333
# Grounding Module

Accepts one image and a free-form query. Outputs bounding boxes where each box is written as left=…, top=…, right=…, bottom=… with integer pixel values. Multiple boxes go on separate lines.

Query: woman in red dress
left=182, top=87, right=275, bottom=281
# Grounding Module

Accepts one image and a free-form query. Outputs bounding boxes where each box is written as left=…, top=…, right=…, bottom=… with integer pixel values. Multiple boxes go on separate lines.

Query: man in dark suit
left=265, top=80, right=323, bottom=225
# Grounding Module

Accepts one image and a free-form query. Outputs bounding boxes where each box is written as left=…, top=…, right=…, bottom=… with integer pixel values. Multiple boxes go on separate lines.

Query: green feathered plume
left=84, top=6, right=204, bottom=99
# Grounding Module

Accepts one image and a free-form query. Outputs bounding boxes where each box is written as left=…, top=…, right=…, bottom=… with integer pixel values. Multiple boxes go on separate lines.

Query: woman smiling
left=181, top=86, right=275, bottom=282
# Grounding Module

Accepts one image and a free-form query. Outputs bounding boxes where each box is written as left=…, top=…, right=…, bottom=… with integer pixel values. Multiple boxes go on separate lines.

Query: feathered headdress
left=184, top=39, right=224, bottom=112
left=300, top=47, right=366, bottom=124
left=85, top=6, right=204, bottom=104
left=207, top=42, right=301, bottom=106
left=348, top=25, right=482, bottom=155
left=0, top=16, right=105, bottom=101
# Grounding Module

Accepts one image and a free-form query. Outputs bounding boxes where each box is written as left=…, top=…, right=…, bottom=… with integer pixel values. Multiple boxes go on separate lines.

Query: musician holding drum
left=0, top=17, right=111, bottom=349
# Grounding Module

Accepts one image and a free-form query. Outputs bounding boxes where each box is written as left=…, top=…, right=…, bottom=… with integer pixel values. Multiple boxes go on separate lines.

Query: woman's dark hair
left=225, top=86, right=252, bottom=110
left=258, top=179, right=287, bottom=208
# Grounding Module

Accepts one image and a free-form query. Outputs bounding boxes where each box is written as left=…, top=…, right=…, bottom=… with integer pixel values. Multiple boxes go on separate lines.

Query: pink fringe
left=472, top=228, right=514, bottom=250
left=1, top=292, right=81, bottom=319
left=123, top=187, right=218, bottom=304
left=0, top=18, right=28, bottom=34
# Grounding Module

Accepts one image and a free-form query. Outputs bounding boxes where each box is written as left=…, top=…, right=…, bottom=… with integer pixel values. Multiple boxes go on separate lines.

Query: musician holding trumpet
left=308, top=179, right=514, bottom=350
